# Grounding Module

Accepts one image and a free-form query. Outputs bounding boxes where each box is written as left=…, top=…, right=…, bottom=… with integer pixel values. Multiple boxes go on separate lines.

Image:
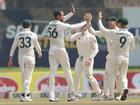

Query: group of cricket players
left=7, top=4, right=135, bottom=102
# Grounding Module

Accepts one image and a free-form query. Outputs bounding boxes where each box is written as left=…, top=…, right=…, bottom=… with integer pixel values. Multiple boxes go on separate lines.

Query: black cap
left=21, top=19, right=31, bottom=28
left=117, top=17, right=128, bottom=25
left=106, top=16, right=117, bottom=22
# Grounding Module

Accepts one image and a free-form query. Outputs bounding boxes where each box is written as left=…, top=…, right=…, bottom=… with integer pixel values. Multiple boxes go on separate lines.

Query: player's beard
left=60, top=19, right=64, bottom=22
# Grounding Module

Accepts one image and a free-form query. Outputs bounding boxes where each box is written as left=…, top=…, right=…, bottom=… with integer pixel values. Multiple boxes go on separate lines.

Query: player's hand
left=71, top=3, right=75, bottom=14
left=81, top=25, right=88, bottom=32
left=8, top=58, right=13, bottom=67
left=98, top=11, right=103, bottom=20
left=38, top=53, right=42, bottom=58
left=84, top=58, right=92, bottom=66
left=84, top=13, right=92, bottom=22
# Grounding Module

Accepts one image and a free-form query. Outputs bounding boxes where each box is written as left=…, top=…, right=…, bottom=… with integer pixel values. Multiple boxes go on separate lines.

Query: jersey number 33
left=19, top=36, right=31, bottom=48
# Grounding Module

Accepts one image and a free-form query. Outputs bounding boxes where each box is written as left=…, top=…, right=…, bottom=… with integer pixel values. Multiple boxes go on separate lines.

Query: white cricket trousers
left=106, top=55, right=129, bottom=98
left=104, top=55, right=122, bottom=96
left=18, top=55, right=35, bottom=95
left=49, top=48, right=75, bottom=98
left=74, top=56, right=101, bottom=94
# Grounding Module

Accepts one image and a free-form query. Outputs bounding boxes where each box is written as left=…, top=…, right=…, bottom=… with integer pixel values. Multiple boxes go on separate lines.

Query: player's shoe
left=108, top=97, right=114, bottom=101
left=92, top=92, right=103, bottom=101
left=115, top=93, right=121, bottom=101
left=49, top=98, right=59, bottom=102
left=101, top=95, right=109, bottom=101
left=75, top=93, right=82, bottom=99
left=91, top=93, right=98, bottom=101
left=49, top=94, right=59, bottom=102
left=96, top=95, right=113, bottom=101
left=121, top=89, right=128, bottom=101
left=20, top=93, right=32, bottom=102
left=67, top=92, right=79, bottom=101
left=115, top=95, right=121, bottom=101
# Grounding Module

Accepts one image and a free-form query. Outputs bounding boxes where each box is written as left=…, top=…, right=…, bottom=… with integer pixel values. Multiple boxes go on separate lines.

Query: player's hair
left=53, top=9, right=63, bottom=19
left=21, top=19, right=31, bottom=28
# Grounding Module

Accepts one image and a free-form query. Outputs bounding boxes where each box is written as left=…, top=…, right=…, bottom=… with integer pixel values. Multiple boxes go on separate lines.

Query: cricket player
left=97, top=12, right=135, bottom=100
left=68, top=13, right=102, bottom=101
left=88, top=15, right=122, bottom=100
left=46, top=9, right=90, bottom=102
left=8, top=20, right=42, bottom=102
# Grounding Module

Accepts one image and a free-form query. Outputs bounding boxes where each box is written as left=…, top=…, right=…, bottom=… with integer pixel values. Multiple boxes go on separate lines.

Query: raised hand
left=84, top=13, right=92, bottom=22
left=71, top=3, right=75, bottom=14
left=98, top=11, right=103, bottom=20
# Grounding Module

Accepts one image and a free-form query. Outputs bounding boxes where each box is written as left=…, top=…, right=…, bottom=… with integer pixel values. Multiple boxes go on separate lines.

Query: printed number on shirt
left=120, top=36, right=127, bottom=48
left=48, top=27, right=58, bottom=38
left=19, top=37, right=31, bottom=48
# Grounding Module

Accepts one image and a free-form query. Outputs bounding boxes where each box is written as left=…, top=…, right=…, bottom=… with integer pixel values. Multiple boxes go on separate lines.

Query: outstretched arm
left=88, top=26, right=103, bottom=37
left=98, top=11, right=109, bottom=32
left=67, top=32, right=82, bottom=41
left=63, top=3, right=75, bottom=22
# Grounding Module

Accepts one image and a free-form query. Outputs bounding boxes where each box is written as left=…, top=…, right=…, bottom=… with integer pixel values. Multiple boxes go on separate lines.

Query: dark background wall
left=0, top=0, right=126, bottom=67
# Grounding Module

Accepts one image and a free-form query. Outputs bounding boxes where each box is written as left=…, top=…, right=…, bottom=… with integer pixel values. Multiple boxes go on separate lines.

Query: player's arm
left=38, top=25, right=51, bottom=39
left=64, top=21, right=89, bottom=41
left=84, top=36, right=99, bottom=66
left=67, top=32, right=82, bottom=41
left=8, top=35, right=18, bottom=67
left=34, top=34, right=42, bottom=58
left=98, top=11, right=114, bottom=34
left=130, top=34, right=135, bottom=51
left=90, top=36, right=99, bottom=59
left=88, top=26, right=103, bottom=37
left=71, top=21, right=87, bottom=32
left=70, top=13, right=92, bottom=32
left=63, top=21, right=87, bottom=37
left=63, top=4, right=75, bottom=22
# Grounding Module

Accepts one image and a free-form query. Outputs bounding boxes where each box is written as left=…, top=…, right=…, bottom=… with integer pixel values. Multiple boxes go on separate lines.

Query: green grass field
left=0, top=97, right=140, bottom=105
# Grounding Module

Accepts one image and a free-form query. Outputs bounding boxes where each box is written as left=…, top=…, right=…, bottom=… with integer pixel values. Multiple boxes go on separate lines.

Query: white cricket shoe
left=92, top=92, right=103, bottom=101
left=75, top=93, right=82, bottom=99
left=20, top=93, right=32, bottom=102
left=67, top=92, right=79, bottom=101
left=49, top=97, right=59, bottom=102
left=115, top=95, right=121, bottom=101
left=49, top=93, right=59, bottom=102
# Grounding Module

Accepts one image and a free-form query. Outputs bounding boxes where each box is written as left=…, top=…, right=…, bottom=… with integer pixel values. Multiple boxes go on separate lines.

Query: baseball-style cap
left=117, top=17, right=128, bottom=25
left=106, top=16, right=117, bottom=22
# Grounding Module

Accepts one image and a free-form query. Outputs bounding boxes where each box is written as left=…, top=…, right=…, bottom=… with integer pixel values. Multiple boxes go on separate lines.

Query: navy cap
left=106, top=16, right=117, bottom=22
left=117, top=17, right=128, bottom=25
